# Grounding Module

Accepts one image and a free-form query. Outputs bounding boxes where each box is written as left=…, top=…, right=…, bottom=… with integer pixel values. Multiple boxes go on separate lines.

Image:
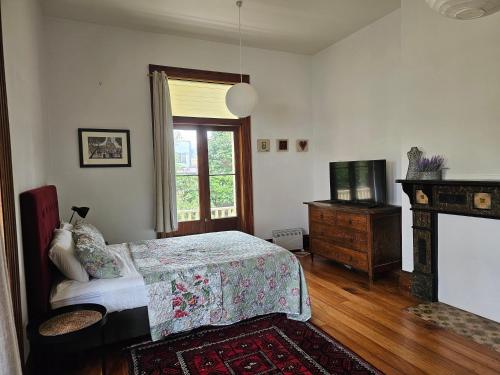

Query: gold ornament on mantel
left=416, top=190, right=430, bottom=205
left=474, top=192, right=492, bottom=210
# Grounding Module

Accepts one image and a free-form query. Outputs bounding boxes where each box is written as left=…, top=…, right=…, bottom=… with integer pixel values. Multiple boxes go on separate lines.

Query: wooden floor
left=77, top=256, right=500, bottom=375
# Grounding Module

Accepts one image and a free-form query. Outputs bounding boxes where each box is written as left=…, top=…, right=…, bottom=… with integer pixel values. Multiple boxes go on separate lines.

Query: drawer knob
left=320, top=214, right=324, bottom=219
left=349, top=219, right=353, bottom=225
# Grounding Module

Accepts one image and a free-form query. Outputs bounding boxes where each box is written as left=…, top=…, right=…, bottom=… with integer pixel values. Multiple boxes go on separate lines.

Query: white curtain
left=152, top=71, right=178, bottom=233
left=0, top=230, right=22, bottom=375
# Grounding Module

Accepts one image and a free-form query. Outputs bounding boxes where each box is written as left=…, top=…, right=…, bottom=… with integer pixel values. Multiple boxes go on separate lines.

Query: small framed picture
left=257, top=139, right=271, bottom=152
left=78, top=128, right=131, bottom=168
left=276, top=139, right=289, bottom=152
left=296, top=139, right=309, bottom=152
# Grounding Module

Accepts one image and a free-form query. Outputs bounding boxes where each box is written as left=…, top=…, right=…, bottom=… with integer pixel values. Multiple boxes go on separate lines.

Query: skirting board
left=399, top=270, right=413, bottom=297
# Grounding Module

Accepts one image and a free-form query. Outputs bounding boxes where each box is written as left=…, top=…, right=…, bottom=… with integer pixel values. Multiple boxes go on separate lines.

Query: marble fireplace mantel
left=396, top=179, right=500, bottom=301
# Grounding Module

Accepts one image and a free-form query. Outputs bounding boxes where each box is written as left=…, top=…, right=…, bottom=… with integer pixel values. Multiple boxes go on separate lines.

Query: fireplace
left=397, top=179, right=500, bottom=301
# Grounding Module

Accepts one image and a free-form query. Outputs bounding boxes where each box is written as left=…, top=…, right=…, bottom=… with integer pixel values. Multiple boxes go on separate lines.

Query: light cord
left=238, top=1, right=243, bottom=83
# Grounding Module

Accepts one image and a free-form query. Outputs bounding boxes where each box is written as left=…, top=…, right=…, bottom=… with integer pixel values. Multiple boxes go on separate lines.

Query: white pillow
left=49, top=228, right=89, bottom=282
left=59, top=222, right=73, bottom=231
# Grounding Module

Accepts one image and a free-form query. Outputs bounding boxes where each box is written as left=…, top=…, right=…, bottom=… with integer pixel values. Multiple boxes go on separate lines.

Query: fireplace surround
left=397, top=179, right=500, bottom=301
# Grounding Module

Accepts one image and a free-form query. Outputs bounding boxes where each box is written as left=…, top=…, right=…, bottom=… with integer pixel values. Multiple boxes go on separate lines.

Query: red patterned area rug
left=128, top=314, right=382, bottom=374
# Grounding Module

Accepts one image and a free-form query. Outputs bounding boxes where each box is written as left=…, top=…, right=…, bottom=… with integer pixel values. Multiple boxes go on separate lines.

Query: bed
left=20, top=185, right=311, bottom=344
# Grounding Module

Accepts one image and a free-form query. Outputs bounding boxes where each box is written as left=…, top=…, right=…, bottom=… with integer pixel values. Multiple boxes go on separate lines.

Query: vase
left=420, top=170, right=442, bottom=180
left=406, top=147, right=423, bottom=180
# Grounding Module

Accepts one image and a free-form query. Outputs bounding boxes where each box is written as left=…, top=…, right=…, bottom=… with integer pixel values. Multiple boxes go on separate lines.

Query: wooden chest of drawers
left=305, top=201, right=402, bottom=283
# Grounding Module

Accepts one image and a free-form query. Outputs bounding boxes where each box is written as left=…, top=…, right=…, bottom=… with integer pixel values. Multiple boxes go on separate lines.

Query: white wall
left=439, top=215, right=500, bottom=321
left=1, top=0, right=48, bottom=356
left=43, top=18, right=314, bottom=243
left=312, top=3, right=500, bottom=321
left=311, top=10, right=402, bottom=205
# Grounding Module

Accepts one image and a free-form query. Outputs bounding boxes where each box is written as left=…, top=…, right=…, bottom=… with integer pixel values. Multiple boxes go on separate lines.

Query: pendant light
left=426, top=0, right=500, bottom=20
left=226, top=0, right=258, bottom=118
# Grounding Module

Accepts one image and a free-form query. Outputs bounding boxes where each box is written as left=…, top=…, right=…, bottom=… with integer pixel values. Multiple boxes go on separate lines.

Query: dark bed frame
left=20, top=185, right=150, bottom=345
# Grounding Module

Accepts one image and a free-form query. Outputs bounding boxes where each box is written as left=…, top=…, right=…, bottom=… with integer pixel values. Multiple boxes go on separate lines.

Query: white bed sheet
left=50, top=243, right=148, bottom=313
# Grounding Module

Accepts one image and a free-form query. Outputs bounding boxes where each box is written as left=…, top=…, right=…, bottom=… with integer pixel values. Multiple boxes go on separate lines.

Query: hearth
left=407, top=302, right=500, bottom=353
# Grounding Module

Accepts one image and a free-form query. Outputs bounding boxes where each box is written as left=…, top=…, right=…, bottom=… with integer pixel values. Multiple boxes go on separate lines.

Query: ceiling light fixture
left=225, top=0, right=258, bottom=118
left=426, top=0, right=500, bottom=20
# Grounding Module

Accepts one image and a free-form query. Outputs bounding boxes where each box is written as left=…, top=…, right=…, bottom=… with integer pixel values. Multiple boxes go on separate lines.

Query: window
left=207, top=130, right=237, bottom=219
left=168, top=79, right=237, bottom=119
left=174, top=129, right=200, bottom=222
left=174, top=127, right=239, bottom=226
left=150, top=65, right=254, bottom=236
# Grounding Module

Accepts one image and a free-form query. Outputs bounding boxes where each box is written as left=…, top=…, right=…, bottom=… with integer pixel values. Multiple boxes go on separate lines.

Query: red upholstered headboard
left=20, top=185, right=60, bottom=322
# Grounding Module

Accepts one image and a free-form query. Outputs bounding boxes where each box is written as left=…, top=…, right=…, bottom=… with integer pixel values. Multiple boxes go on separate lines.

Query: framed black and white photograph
left=78, top=128, right=131, bottom=168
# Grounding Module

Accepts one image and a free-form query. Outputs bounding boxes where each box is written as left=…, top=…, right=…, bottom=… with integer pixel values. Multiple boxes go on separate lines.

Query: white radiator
left=272, top=228, right=304, bottom=251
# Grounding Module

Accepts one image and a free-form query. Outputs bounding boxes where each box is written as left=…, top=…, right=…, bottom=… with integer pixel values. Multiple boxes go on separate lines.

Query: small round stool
left=28, top=303, right=107, bottom=375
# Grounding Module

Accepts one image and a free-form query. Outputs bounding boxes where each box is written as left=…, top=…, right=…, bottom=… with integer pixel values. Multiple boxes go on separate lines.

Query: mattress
left=50, top=243, right=148, bottom=313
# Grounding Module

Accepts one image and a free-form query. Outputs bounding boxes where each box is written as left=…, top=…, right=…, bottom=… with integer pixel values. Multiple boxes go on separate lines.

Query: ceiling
left=41, top=0, right=401, bottom=55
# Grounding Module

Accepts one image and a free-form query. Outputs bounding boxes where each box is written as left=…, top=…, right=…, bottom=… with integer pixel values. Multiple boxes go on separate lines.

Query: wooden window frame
left=0, top=8, right=24, bottom=361
left=149, top=65, right=254, bottom=235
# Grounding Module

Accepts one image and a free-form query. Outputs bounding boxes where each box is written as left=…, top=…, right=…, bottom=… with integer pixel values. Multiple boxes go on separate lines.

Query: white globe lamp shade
left=226, top=82, right=258, bottom=118
left=426, top=0, right=500, bottom=20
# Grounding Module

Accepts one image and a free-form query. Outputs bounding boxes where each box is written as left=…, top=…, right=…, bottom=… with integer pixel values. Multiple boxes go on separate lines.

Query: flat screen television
left=330, top=160, right=387, bottom=205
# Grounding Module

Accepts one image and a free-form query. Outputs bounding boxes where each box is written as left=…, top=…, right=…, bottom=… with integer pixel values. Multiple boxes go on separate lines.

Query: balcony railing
left=178, top=206, right=237, bottom=222
left=337, top=187, right=373, bottom=201
left=178, top=209, right=200, bottom=222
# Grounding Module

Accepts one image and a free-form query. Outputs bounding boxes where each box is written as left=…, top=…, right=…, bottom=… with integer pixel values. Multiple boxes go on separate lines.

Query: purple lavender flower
left=417, top=155, right=445, bottom=172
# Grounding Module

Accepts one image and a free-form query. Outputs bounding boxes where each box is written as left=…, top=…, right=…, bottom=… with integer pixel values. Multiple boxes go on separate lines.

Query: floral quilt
left=129, top=231, right=311, bottom=341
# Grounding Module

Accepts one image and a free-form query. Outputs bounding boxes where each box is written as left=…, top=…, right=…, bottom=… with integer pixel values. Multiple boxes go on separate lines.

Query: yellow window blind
left=168, top=79, right=237, bottom=119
